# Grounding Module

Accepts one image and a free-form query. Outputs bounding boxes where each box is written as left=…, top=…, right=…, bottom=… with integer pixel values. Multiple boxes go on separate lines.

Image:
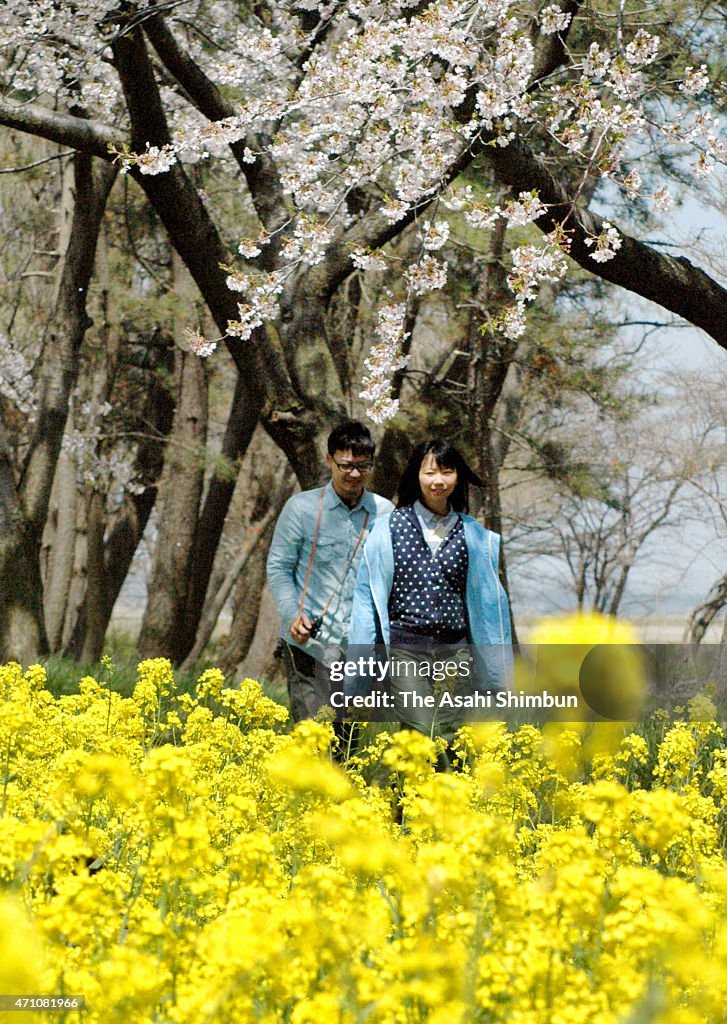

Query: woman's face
left=418, top=453, right=457, bottom=508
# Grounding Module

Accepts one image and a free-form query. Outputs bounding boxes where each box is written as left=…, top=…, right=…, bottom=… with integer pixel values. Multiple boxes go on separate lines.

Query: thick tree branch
left=309, top=1, right=581, bottom=301
left=311, top=143, right=479, bottom=300
left=310, top=0, right=727, bottom=354
left=480, top=134, right=727, bottom=351
left=0, top=98, right=122, bottom=159
left=3, top=12, right=726, bottom=356
left=142, top=7, right=289, bottom=246
left=0, top=44, right=323, bottom=486
left=111, top=23, right=335, bottom=486
left=109, top=27, right=268, bottom=384
left=315, top=126, right=727, bottom=354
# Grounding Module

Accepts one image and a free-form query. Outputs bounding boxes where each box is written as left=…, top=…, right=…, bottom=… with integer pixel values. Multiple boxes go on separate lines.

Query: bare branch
left=0, top=150, right=74, bottom=174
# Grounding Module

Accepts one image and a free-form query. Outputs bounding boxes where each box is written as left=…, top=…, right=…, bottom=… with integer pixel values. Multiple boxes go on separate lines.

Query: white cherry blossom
left=679, top=65, right=710, bottom=97
left=584, top=221, right=622, bottom=263
left=539, top=5, right=572, bottom=35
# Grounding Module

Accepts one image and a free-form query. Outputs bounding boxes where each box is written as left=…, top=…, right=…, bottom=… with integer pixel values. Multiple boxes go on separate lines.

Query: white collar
left=414, top=499, right=456, bottom=524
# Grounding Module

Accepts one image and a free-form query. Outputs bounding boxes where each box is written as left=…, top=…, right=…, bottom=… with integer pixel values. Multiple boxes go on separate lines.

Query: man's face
left=326, top=448, right=373, bottom=504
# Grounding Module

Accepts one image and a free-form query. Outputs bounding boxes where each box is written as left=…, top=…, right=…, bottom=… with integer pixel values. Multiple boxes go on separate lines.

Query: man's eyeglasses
left=333, top=459, right=374, bottom=475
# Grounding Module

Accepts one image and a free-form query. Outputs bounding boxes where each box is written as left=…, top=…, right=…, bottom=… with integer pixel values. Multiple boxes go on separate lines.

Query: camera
left=308, top=615, right=324, bottom=639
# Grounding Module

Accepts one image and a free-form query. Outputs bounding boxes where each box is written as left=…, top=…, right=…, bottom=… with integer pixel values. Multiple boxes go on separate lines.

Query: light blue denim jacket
left=349, top=511, right=513, bottom=690
left=267, top=482, right=394, bottom=663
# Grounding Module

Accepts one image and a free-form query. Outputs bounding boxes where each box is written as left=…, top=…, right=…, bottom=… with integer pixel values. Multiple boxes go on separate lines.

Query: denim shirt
left=267, top=481, right=394, bottom=663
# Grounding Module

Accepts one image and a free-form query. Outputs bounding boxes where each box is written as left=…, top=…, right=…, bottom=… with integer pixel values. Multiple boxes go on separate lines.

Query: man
left=267, top=421, right=394, bottom=727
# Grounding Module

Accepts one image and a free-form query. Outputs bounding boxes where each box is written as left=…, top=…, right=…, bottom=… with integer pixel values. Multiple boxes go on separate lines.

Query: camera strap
left=297, top=487, right=370, bottom=625
left=298, top=485, right=327, bottom=614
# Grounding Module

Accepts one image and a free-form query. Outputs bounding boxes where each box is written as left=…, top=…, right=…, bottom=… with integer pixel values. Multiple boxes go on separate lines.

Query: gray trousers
left=388, top=645, right=474, bottom=737
left=278, top=641, right=359, bottom=757
left=279, top=641, right=332, bottom=722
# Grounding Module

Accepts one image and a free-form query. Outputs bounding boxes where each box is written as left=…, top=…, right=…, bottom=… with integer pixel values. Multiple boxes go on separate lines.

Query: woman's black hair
left=396, top=439, right=483, bottom=513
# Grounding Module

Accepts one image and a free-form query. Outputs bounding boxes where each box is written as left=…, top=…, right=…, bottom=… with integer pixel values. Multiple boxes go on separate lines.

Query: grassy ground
left=39, top=632, right=287, bottom=705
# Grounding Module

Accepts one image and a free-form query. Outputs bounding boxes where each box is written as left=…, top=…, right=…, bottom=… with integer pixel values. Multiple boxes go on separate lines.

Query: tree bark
left=142, top=9, right=289, bottom=251
left=219, top=527, right=275, bottom=676
left=18, top=155, right=116, bottom=540
left=463, top=213, right=520, bottom=643
left=81, top=486, right=107, bottom=663
left=137, top=347, right=208, bottom=662
left=477, top=133, right=727, bottom=351
left=42, top=447, right=78, bottom=652
left=177, top=371, right=261, bottom=663
left=181, top=470, right=293, bottom=673
left=40, top=158, right=78, bottom=652
left=46, top=216, right=125, bottom=657
left=0, top=423, right=47, bottom=662
left=61, top=507, right=88, bottom=653
left=63, top=334, right=176, bottom=661
left=0, top=153, right=116, bottom=660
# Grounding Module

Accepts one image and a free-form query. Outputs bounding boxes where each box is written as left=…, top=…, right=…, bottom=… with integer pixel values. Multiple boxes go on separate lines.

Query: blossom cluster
left=61, top=395, right=140, bottom=496
left=583, top=221, right=622, bottom=263
left=2, top=616, right=727, bottom=1022
left=0, top=334, right=37, bottom=418
left=0, top=2, right=721, bottom=424
left=359, top=301, right=410, bottom=423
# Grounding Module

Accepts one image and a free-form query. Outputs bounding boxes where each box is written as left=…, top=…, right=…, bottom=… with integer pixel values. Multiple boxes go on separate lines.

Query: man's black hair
left=396, top=439, right=483, bottom=513
left=327, top=420, right=375, bottom=458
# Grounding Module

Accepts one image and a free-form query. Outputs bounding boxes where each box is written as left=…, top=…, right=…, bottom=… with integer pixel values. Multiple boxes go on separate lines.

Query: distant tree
left=506, top=374, right=724, bottom=616
left=683, top=369, right=727, bottom=642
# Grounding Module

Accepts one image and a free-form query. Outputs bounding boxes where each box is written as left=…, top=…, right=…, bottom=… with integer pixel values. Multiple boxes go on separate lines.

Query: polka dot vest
left=388, top=505, right=468, bottom=642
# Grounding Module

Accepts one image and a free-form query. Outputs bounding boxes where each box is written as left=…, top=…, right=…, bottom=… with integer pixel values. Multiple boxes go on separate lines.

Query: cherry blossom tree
left=0, top=0, right=725, bottom=661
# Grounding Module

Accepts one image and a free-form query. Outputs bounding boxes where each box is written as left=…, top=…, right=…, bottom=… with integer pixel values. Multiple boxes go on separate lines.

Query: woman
left=349, top=440, right=512, bottom=738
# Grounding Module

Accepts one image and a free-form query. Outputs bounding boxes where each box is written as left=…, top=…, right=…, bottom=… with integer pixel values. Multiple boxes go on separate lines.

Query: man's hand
left=290, top=613, right=313, bottom=644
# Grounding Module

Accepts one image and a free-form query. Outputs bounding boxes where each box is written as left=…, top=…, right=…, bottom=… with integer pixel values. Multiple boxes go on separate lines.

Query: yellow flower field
left=1, top=634, right=727, bottom=1023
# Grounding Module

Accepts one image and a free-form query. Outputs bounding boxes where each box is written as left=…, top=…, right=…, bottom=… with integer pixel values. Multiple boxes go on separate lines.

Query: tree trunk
left=0, top=424, right=47, bottom=662
left=219, top=532, right=273, bottom=675
left=19, top=155, right=116, bottom=543
left=176, top=371, right=260, bottom=663
left=181, top=473, right=292, bottom=672
left=137, top=346, right=208, bottom=661
left=44, top=217, right=122, bottom=656
left=0, top=154, right=116, bottom=660
left=41, top=157, right=78, bottom=652
left=61, top=507, right=88, bottom=653
left=64, top=337, right=176, bottom=661
left=466, top=213, right=519, bottom=644
left=78, top=487, right=106, bottom=663
left=216, top=470, right=294, bottom=674
left=42, top=447, right=78, bottom=652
